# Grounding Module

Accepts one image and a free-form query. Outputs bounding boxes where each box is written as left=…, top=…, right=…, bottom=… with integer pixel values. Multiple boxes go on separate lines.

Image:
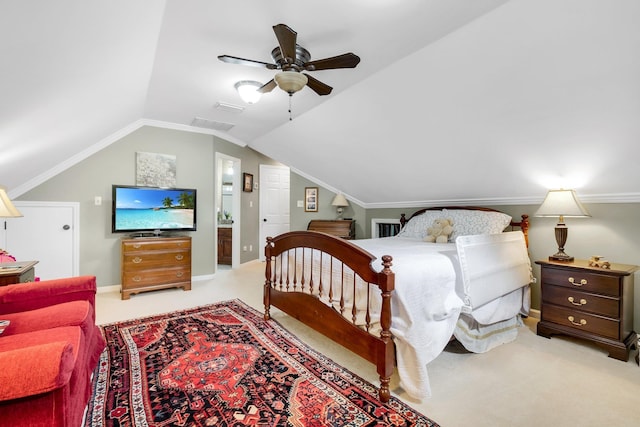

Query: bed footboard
left=264, top=231, right=395, bottom=402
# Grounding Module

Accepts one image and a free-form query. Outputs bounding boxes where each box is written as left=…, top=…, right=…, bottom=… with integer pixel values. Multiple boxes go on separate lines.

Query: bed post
left=378, top=254, right=395, bottom=403
left=519, top=214, right=530, bottom=247
left=264, top=237, right=273, bottom=321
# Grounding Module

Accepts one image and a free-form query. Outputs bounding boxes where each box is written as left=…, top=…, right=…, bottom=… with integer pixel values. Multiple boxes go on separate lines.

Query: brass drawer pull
left=132, top=257, right=143, bottom=264
left=133, top=243, right=141, bottom=249
left=567, top=296, right=587, bottom=306
left=176, top=272, right=184, bottom=277
left=175, top=254, right=184, bottom=261
left=568, top=316, right=587, bottom=326
left=132, top=276, right=142, bottom=282
left=568, top=277, right=587, bottom=286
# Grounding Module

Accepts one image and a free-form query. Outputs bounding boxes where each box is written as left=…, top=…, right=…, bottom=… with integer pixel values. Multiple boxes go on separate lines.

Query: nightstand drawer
left=542, top=304, right=619, bottom=340
left=543, top=268, right=620, bottom=296
left=543, top=285, right=619, bottom=318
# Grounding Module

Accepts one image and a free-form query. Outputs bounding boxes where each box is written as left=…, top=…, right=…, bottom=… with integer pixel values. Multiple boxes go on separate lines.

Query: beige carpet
left=96, top=260, right=640, bottom=427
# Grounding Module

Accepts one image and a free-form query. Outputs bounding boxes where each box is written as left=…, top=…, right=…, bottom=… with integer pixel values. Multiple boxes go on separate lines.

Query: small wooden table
left=0, top=261, right=38, bottom=286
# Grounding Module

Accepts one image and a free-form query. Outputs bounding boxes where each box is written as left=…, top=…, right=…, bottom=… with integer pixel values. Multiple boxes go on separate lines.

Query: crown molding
left=9, top=119, right=247, bottom=198
left=291, top=169, right=640, bottom=209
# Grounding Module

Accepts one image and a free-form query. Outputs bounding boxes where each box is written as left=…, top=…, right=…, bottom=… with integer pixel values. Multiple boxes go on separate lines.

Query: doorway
left=215, top=153, right=241, bottom=271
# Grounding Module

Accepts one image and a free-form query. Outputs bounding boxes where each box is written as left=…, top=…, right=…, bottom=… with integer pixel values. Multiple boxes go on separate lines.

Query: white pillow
left=442, top=209, right=512, bottom=242
left=396, top=210, right=444, bottom=239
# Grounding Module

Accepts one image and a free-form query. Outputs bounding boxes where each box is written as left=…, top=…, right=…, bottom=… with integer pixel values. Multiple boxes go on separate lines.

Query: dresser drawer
left=543, top=268, right=620, bottom=297
left=122, top=267, right=190, bottom=288
left=123, top=250, right=190, bottom=270
left=543, top=284, right=619, bottom=318
left=123, top=238, right=191, bottom=252
left=542, top=304, right=620, bottom=340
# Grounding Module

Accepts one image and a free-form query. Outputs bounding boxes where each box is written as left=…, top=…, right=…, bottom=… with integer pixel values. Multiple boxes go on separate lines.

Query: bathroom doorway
left=215, top=153, right=241, bottom=271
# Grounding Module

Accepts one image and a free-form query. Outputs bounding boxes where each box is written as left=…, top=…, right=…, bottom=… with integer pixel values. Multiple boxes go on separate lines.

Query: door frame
left=215, top=152, right=241, bottom=270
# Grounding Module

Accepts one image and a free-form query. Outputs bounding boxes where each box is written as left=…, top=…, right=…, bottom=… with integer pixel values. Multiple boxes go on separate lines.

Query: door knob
left=63, top=224, right=71, bottom=230
left=263, top=218, right=267, bottom=222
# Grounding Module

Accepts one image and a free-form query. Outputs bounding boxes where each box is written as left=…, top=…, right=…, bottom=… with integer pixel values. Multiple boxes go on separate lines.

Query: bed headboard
left=400, top=206, right=530, bottom=247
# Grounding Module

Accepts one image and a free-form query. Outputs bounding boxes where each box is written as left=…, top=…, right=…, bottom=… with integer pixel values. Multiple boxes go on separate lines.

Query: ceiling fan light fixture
left=234, top=80, right=263, bottom=104
left=274, top=71, right=308, bottom=94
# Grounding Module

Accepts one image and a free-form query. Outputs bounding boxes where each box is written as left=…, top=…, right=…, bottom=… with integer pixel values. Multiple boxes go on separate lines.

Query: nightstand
left=0, top=261, right=38, bottom=286
left=536, top=259, right=637, bottom=361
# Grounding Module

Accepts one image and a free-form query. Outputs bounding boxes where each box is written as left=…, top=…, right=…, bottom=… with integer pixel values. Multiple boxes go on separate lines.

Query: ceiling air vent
left=214, top=102, right=245, bottom=114
left=191, top=117, right=234, bottom=131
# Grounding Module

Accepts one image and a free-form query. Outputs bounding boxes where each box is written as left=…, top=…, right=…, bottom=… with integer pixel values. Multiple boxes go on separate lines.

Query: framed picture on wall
left=243, top=173, right=253, bottom=192
left=304, top=187, right=318, bottom=212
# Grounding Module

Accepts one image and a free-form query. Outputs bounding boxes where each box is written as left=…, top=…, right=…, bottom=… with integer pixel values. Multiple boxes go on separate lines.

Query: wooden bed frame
left=264, top=207, right=529, bottom=402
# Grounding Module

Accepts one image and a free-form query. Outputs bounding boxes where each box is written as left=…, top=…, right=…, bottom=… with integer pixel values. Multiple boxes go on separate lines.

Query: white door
left=259, top=165, right=290, bottom=261
left=0, top=201, right=78, bottom=280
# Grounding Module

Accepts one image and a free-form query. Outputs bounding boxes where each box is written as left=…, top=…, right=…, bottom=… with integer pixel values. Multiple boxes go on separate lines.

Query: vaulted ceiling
left=2, top=1, right=639, bottom=207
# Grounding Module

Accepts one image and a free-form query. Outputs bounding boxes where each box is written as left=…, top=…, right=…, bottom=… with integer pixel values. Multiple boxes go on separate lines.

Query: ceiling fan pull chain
left=288, top=94, right=293, bottom=121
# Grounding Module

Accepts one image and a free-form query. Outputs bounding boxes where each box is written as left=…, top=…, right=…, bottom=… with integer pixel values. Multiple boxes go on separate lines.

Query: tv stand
left=120, top=236, right=191, bottom=299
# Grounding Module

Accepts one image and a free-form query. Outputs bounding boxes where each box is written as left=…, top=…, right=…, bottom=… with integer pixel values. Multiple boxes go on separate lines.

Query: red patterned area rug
left=85, top=299, right=439, bottom=426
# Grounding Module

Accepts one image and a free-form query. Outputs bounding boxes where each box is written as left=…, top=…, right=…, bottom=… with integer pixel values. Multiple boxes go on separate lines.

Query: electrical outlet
left=94, top=196, right=102, bottom=206
left=297, top=200, right=304, bottom=208
left=249, top=245, right=253, bottom=252
left=243, top=246, right=247, bottom=251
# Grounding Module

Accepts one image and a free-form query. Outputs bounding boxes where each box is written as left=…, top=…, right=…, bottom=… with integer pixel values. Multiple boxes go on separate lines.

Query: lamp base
left=549, top=252, right=574, bottom=262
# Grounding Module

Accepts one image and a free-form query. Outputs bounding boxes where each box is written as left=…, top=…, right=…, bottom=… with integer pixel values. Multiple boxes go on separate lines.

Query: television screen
left=112, top=185, right=197, bottom=234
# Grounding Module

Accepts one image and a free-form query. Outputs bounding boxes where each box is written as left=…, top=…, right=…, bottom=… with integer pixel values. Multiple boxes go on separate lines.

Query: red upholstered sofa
left=0, top=276, right=106, bottom=426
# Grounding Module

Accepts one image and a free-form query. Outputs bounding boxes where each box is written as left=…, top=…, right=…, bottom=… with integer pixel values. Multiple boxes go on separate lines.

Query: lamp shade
left=0, top=187, right=22, bottom=217
left=234, top=80, right=262, bottom=104
left=534, top=189, right=590, bottom=218
left=274, top=71, right=308, bottom=94
left=331, top=193, right=349, bottom=207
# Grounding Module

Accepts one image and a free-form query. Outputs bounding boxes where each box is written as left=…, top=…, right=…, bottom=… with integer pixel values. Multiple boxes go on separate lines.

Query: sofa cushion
left=0, top=327, right=80, bottom=400
left=0, top=276, right=97, bottom=316
left=0, top=300, right=92, bottom=337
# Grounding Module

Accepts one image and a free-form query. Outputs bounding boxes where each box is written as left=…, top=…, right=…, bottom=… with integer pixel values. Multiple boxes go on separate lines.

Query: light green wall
left=19, top=125, right=280, bottom=286
left=289, top=174, right=366, bottom=237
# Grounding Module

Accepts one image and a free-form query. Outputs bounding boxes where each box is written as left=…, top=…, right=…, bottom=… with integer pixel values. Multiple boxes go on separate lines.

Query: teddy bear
left=424, top=218, right=454, bottom=243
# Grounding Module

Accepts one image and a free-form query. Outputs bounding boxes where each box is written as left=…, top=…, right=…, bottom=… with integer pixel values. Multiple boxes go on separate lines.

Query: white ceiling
left=2, top=0, right=639, bottom=207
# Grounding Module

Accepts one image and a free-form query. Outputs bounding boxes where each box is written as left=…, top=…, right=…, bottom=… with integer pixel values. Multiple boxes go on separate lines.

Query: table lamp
left=534, top=189, right=590, bottom=261
left=331, top=193, right=349, bottom=220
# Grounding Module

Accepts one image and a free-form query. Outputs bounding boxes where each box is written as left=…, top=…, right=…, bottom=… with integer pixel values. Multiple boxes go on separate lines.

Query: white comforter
left=352, top=234, right=531, bottom=399
left=353, top=237, right=463, bottom=398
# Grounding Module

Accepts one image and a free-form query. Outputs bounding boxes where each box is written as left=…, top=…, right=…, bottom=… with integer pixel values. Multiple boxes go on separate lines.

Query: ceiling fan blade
left=304, top=74, right=332, bottom=96
left=272, top=24, right=297, bottom=64
left=258, top=79, right=277, bottom=93
left=218, top=55, right=277, bottom=70
left=304, top=52, right=360, bottom=71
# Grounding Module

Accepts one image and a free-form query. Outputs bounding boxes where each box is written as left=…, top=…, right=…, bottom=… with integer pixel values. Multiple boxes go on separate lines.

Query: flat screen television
left=112, top=185, right=197, bottom=235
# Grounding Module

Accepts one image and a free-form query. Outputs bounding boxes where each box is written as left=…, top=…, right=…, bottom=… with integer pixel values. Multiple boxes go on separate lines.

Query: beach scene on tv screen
left=115, top=188, right=195, bottom=230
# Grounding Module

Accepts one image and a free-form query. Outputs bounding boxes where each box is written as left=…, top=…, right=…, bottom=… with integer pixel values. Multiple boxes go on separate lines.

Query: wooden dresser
left=536, top=259, right=637, bottom=361
left=307, top=219, right=355, bottom=240
left=121, top=236, right=191, bottom=300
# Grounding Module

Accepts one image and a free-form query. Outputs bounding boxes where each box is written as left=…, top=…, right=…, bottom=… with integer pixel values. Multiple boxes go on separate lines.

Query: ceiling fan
left=218, top=24, right=360, bottom=97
